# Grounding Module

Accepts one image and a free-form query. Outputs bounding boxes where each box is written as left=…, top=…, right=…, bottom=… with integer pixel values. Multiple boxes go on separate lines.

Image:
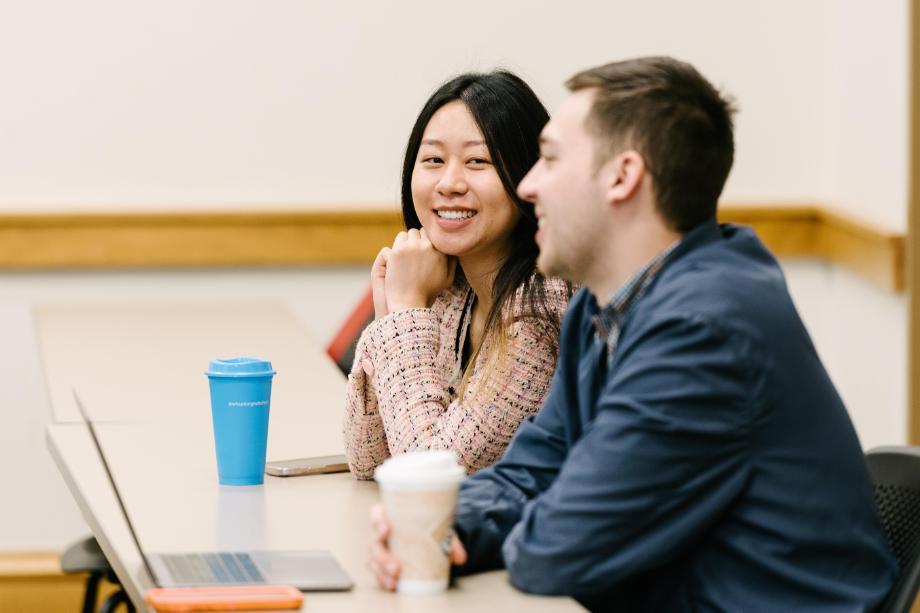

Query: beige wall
left=826, top=0, right=908, bottom=230
left=0, top=0, right=883, bottom=213
left=0, top=0, right=909, bottom=550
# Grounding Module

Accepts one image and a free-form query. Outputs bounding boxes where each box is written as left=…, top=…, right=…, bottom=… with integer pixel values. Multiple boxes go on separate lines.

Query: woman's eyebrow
left=420, top=139, right=486, bottom=147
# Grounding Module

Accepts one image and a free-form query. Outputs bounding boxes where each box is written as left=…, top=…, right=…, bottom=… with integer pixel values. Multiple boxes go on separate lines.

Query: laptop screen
left=72, top=390, right=161, bottom=587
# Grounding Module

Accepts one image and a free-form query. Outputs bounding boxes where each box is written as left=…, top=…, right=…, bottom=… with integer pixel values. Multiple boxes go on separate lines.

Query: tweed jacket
left=343, top=275, right=570, bottom=479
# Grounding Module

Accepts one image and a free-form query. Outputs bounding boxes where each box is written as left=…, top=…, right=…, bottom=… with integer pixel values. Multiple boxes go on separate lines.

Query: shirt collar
left=592, top=239, right=680, bottom=340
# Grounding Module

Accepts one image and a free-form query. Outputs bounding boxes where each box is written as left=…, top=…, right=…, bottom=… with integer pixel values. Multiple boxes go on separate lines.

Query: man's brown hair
left=566, top=57, right=736, bottom=232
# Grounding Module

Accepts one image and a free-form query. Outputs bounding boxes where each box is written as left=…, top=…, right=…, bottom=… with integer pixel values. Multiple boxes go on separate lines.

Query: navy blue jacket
left=453, top=221, right=896, bottom=612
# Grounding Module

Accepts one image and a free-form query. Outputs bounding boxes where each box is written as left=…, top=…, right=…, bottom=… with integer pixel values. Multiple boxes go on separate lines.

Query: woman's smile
left=434, top=207, right=479, bottom=229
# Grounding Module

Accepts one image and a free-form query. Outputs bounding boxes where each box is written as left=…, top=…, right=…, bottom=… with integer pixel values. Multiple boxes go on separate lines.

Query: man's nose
left=517, top=163, right=539, bottom=202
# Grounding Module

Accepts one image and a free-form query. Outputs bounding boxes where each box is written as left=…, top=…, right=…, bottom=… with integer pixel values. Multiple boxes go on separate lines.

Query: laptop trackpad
left=251, top=551, right=353, bottom=591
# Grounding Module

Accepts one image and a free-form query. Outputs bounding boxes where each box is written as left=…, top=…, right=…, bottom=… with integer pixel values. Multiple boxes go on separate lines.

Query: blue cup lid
left=205, top=357, right=276, bottom=378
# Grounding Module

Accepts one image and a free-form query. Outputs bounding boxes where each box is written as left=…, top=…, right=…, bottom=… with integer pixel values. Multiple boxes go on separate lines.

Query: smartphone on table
left=265, top=454, right=350, bottom=477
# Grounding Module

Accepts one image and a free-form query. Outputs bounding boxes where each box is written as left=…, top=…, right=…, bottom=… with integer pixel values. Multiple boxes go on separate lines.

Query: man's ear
left=601, top=150, right=646, bottom=206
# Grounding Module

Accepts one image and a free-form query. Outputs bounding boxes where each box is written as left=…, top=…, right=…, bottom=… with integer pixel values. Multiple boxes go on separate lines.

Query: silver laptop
left=74, top=391, right=353, bottom=591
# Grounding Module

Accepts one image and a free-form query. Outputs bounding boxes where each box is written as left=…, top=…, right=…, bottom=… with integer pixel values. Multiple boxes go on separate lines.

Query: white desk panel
left=34, top=304, right=345, bottom=429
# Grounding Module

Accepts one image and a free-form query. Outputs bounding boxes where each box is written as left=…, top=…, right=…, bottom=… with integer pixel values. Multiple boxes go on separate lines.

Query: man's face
left=517, top=89, right=609, bottom=283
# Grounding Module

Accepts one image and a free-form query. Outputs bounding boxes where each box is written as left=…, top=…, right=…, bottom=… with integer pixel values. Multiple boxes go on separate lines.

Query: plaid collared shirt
left=591, top=240, right=680, bottom=362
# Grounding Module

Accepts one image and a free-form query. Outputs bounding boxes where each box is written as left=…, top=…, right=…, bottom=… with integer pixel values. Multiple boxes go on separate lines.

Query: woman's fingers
left=393, top=228, right=438, bottom=251
left=418, top=227, right=434, bottom=249
left=372, top=247, right=391, bottom=275
left=371, top=248, right=391, bottom=319
left=392, top=231, right=408, bottom=248
left=383, top=227, right=454, bottom=310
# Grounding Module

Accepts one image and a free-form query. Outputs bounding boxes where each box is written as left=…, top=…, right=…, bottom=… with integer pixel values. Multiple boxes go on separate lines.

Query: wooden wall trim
left=0, top=551, right=118, bottom=613
left=0, top=204, right=905, bottom=291
left=818, top=208, right=906, bottom=293
left=0, top=551, right=62, bottom=577
left=0, top=210, right=404, bottom=269
left=720, top=205, right=906, bottom=292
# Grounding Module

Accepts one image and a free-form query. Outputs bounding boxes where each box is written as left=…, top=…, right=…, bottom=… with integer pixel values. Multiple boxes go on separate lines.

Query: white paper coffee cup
left=374, top=451, right=465, bottom=594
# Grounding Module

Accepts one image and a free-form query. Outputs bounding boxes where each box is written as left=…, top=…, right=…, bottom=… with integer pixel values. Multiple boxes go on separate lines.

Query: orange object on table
left=145, top=585, right=303, bottom=611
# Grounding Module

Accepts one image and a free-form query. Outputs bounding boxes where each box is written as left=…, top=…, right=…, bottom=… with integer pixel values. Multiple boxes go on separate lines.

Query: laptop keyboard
left=163, top=552, right=266, bottom=584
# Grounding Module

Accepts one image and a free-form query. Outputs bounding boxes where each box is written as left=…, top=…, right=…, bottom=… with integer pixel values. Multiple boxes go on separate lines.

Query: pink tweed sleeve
left=342, top=323, right=391, bottom=479
left=343, top=278, right=569, bottom=479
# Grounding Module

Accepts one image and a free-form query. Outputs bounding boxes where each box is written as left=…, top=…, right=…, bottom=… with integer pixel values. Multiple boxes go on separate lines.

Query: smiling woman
left=342, top=71, right=573, bottom=479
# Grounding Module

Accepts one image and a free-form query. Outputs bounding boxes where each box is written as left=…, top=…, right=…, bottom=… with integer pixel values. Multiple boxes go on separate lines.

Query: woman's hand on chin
left=384, top=228, right=456, bottom=312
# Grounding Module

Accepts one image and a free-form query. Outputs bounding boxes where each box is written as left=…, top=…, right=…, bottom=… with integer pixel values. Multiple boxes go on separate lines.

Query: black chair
left=866, top=446, right=920, bottom=613
left=60, top=535, right=136, bottom=613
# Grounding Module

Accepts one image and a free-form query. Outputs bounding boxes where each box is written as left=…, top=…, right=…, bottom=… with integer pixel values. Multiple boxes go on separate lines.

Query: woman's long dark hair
left=400, top=71, right=563, bottom=371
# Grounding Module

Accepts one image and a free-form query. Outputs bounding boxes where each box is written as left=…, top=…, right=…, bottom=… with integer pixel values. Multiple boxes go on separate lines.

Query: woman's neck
left=458, top=252, right=501, bottom=315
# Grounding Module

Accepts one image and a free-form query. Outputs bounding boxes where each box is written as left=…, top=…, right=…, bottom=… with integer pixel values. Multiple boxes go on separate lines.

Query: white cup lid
left=374, top=450, right=465, bottom=489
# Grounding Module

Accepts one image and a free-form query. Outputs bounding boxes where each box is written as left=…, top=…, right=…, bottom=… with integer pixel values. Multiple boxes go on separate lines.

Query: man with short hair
left=369, top=57, right=897, bottom=611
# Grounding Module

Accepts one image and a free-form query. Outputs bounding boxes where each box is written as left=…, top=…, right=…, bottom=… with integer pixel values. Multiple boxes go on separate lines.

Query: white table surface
left=40, top=304, right=581, bottom=612
left=34, top=303, right=345, bottom=426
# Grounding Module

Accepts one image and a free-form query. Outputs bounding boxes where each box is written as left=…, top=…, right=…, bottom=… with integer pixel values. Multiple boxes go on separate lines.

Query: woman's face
left=411, top=101, right=521, bottom=263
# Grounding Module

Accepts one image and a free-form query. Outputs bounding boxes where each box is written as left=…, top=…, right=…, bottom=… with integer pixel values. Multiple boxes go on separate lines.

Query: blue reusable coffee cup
left=205, top=358, right=277, bottom=486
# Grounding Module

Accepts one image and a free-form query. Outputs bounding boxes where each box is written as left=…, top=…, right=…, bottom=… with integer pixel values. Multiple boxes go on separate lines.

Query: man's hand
left=368, top=503, right=467, bottom=591
left=383, top=229, right=456, bottom=313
